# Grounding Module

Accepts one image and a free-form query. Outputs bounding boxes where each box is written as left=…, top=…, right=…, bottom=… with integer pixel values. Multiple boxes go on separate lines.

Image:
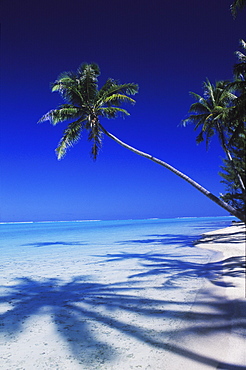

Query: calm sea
left=0, top=216, right=234, bottom=257
left=0, top=215, right=236, bottom=289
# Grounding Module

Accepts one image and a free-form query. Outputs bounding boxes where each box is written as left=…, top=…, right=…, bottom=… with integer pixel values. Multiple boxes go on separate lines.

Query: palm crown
left=182, top=78, right=245, bottom=192
left=38, top=63, right=138, bottom=159
left=182, top=79, right=236, bottom=150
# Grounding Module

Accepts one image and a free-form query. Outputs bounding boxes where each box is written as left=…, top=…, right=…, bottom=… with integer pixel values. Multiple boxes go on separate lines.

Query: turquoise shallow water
left=0, top=216, right=235, bottom=284
left=0, top=216, right=234, bottom=256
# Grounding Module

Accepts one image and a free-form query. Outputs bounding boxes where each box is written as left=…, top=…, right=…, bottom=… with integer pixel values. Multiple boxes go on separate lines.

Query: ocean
left=0, top=216, right=234, bottom=282
left=0, top=216, right=234, bottom=255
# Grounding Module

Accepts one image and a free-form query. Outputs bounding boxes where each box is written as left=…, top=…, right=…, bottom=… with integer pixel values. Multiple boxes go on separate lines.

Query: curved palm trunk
left=99, top=124, right=245, bottom=222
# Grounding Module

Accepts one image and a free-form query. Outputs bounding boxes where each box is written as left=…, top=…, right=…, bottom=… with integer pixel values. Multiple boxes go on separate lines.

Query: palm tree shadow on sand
left=1, top=270, right=245, bottom=369
left=105, top=230, right=245, bottom=288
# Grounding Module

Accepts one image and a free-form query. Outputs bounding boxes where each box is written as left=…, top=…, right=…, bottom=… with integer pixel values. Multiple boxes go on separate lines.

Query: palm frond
left=193, top=115, right=210, bottom=130
left=97, top=82, right=138, bottom=103
left=235, top=51, right=246, bottom=62
left=76, top=64, right=99, bottom=104
left=108, top=82, right=138, bottom=96
left=189, top=92, right=210, bottom=110
left=230, top=0, right=246, bottom=18
left=181, top=114, right=207, bottom=128
left=196, top=131, right=204, bottom=144
left=77, top=63, right=100, bottom=78
left=229, top=79, right=246, bottom=93
left=189, top=91, right=202, bottom=100
left=205, top=127, right=215, bottom=150
left=104, top=94, right=136, bottom=107
left=99, top=107, right=130, bottom=119
left=38, top=105, right=82, bottom=125
left=234, top=40, right=246, bottom=79
left=51, top=75, right=84, bottom=107
left=203, top=79, right=216, bottom=106
left=97, top=78, right=116, bottom=99
left=188, top=102, right=209, bottom=114
left=240, top=39, right=246, bottom=50
left=229, top=121, right=246, bottom=145
left=56, top=119, right=84, bottom=159
left=202, top=114, right=214, bottom=131
left=51, top=72, right=77, bottom=95
left=87, top=122, right=103, bottom=160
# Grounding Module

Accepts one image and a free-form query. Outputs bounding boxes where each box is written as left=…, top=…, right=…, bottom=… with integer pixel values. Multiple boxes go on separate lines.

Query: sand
left=171, top=223, right=246, bottom=370
left=0, top=223, right=245, bottom=369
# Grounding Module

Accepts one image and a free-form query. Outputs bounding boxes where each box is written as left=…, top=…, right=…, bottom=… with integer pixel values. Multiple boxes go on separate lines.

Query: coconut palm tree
left=229, top=39, right=246, bottom=140
left=38, top=64, right=138, bottom=160
left=39, top=64, right=245, bottom=222
left=182, top=79, right=245, bottom=191
left=219, top=130, right=246, bottom=214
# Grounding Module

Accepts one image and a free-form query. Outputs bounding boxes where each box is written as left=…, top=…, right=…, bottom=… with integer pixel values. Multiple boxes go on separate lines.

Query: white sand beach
left=170, top=223, right=246, bottom=370
left=0, top=222, right=245, bottom=369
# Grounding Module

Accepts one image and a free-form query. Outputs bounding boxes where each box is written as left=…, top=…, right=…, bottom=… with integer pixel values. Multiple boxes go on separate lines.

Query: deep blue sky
left=0, top=1, right=245, bottom=222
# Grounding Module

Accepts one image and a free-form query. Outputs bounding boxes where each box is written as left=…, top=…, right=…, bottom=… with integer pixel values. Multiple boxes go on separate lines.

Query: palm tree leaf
left=235, top=51, right=246, bottom=62
left=203, top=114, right=214, bottom=131
left=52, top=75, right=84, bottom=107
left=108, top=83, right=138, bottom=96
left=56, top=119, right=84, bottom=159
left=97, top=78, right=116, bottom=99
left=205, top=127, right=216, bottom=149
left=193, top=115, right=210, bottom=130
left=38, top=105, right=82, bottom=125
left=233, top=40, right=246, bottom=79
left=104, top=94, right=136, bottom=106
left=181, top=113, right=207, bottom=128
left=189, top=92, right=210, bottom=110
left=234, top=63, right=246, bottom=79
left=76, top=64, right=99, bottom=104
left=99, top=107, right=130, bottom=119
left=87, top=122, right=103, bottom=160
left=97, top=83, right=138, bottom=103
left=77, top=63, right=100, bottom=78
left=204, top=79, right=216, bottom=105
left=196, top=131, right=204, bottom=144
left=229, top=122, right=246, bottom=145
left=188, top=102, right=209, bottom=114
left=230, top=0, right=246, bottom=18
left=240, top=39, right=246, bottom=50
left=189, top=91, right=202, bottom=100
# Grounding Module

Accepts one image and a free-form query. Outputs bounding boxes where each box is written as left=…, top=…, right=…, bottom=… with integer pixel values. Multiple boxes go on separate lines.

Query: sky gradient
left=1, top=0, right=245, bottom=222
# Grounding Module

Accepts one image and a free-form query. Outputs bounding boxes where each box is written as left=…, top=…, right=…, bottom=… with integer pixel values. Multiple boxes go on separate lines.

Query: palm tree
left=229, top=39, right=246, bottom=142
left=182, top=79, right=245, bottom=191
left=230, top=0, right=246, bottom=18
left=39, top=64, right=245, bottom=222
left=219, top=131, right=246, bottom=214
left=38, top=64, right=138, bottom=160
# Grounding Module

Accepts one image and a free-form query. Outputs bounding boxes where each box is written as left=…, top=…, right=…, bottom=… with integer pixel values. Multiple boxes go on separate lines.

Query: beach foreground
left=0, top=222, right=245, bottom=369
